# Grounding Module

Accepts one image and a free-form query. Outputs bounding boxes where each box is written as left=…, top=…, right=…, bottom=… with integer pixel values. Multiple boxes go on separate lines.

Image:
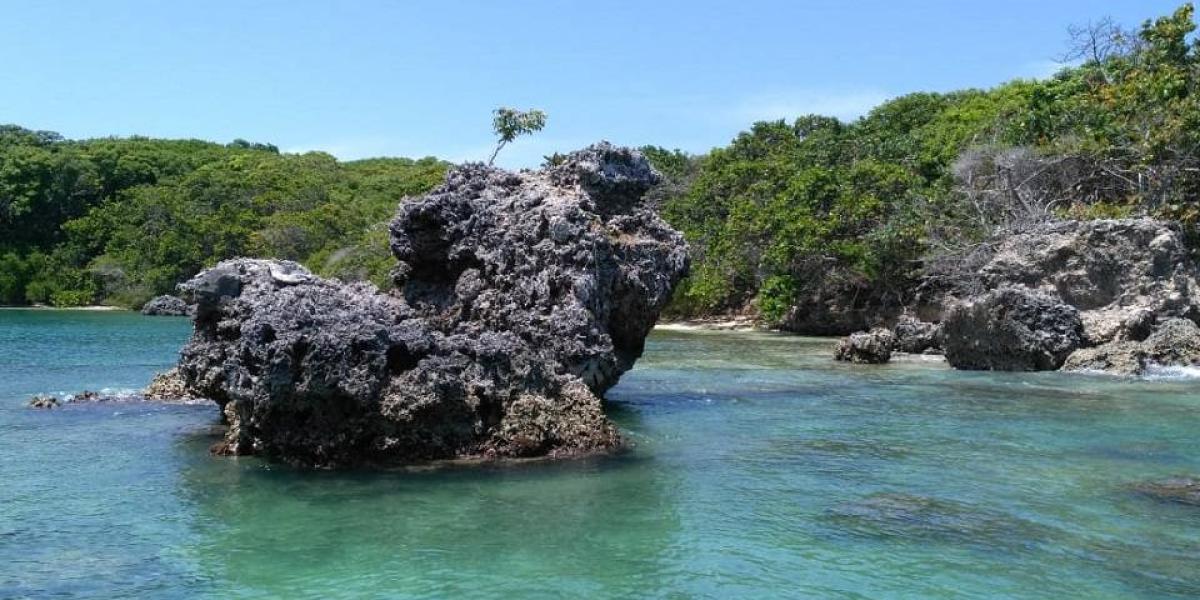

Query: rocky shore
left=154, top=144, right=687, bottom=467
left=833, top=218, right=1200, bottom=375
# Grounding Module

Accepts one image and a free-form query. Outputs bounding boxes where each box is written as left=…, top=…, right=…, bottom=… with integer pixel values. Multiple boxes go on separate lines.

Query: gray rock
left=942, top=286, right=1084, bottom=371
left=1063, top=317, right=1200, bottom=376
left=140, top=295, right=191, bottom=316
left=173, top=143, right=689, bottom=467
left=834, top=328, right=895, bottom=364
left=27, top=394, right=58, bottom=409
left=892, top=315, right=941, bottom=354
left=944, top=219, right=1200, bottom=345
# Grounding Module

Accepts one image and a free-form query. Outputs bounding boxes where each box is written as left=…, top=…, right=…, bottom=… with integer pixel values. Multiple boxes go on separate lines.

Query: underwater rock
left=140, top=295, right=191, bottom=317
left=942, top=286, right=1084, bottom=371
left=833, top=328, right=895, bottom=364
left=173, top=143, right=688, bottom=467
left=827, top=492, right=1046, bottom=549
left=1134, top=476, right=1200, bottom=507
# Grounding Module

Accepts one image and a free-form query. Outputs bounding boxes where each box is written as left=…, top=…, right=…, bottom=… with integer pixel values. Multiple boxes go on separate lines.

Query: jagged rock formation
left=172, top=144, right=688, bottom=467
left=141, top=295, right=191, bottom=316
left=833, top=328, right=895, bottom=364
left=892, top=315, right=941, bottom=354
left=1063, top=318, right=1200, bottom=376
left=942, top=287, right=1084, bottom=371
left=939, top=219, right=1200, bottom=345
left=142, top=368, right=200, bottom=401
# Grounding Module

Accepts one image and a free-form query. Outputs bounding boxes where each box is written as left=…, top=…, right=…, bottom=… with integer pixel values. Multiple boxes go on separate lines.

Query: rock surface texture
left=173, top=144, right=689, bottom=467
left=942, top=287, right=1084, bottom=371
left=956, top=219, right=1200, bottom=345
left=833, top=328, right=895, bottom=364
left=1063, top=317, right=1200, bottom=376
left=141, top=294, right=191, bottom=316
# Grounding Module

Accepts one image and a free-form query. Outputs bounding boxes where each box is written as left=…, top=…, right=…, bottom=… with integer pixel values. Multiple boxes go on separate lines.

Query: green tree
left=488, top=107, right=547, bottom=165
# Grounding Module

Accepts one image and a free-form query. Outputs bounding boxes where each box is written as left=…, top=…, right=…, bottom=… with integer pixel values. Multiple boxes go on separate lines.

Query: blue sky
left=0, top=1, right=1185, bottom=167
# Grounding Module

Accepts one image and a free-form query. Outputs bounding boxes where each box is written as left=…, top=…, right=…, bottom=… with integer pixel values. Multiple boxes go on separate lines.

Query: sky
left=0, top=1, right=1186, bottom=168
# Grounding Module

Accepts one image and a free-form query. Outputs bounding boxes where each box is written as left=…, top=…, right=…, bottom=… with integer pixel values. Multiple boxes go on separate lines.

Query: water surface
left=2, top=310, right=1198, bottom=598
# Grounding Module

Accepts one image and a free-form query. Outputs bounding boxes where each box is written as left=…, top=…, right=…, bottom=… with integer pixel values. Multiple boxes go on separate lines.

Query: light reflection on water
left=1, top=312, right=1198, bottom=598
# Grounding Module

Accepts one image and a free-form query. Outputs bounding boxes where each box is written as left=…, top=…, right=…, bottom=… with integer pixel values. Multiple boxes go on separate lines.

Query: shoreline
left=0, top=307, right=125, bottom=312
left=654, top=317, right=759, bottom=332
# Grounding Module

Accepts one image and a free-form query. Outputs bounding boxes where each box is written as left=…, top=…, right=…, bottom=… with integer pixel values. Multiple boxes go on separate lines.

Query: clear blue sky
left=0, top=1, right=1184, bottom=167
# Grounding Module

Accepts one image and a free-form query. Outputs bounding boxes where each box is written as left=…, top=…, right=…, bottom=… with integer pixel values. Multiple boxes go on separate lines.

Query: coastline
left=0, top=305, right=125, bottom=311
left=654, top=316, right=759, bottom=332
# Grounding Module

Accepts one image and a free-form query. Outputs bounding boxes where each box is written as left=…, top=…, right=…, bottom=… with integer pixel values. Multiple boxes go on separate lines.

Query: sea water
left=1, top=309, right=1198, bottom=599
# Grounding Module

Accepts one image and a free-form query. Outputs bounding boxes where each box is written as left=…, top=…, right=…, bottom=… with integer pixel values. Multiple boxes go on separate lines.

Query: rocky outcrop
left=172, top=144, right=688, bottom=467
left=942, top=287, right=1084, bottom=371
left=1063, top=318, right=1200, bottom=376
left=141, top=295, right=191, bottom=316
left=892, top=315, right=941, bottom=354
left=941, top=219, right=1199, bottom=344
left=142, top=368, right=199, bottom=401
left=834, top=328, right=895, bottom=364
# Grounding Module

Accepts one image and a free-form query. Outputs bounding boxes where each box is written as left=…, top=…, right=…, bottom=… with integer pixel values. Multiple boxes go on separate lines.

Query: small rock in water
left=892, top=315, right=941, bottom=354
left=1134, top=476, right=1200, bottom=506
left=833, top=328, right=895, bottom=364
left=27, top=395, right=58, bottom=409
left=68, top=390, right=103, bottom=403
left=140, top=294, right=191, bottom=317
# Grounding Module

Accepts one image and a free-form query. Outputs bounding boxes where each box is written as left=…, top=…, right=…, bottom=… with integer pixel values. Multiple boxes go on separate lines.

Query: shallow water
left=2, top=310, right=1199, bottom=599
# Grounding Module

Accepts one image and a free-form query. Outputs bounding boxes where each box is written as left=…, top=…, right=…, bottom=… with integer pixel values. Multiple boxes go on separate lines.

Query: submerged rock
left=834, top=328, right=895, bottom=364
left=173, top=144, right=689, bottom=467
left=942, top=286, right=1084, bottom=371
left=828, top=492, right=1046, bottom=549
left=140, top=295, right=191, bottom=317
left=27, top=394, right=58, bottom=409
left=1063, top=318, right=1200, bottom=376
left=1134, top=476, right=1200, bottom=507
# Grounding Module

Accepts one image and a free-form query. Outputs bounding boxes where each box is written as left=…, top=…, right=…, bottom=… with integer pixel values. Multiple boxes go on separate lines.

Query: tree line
left=1, top=4, right=1197, bottom=318
left=646, top=3, right=1200, bottom=326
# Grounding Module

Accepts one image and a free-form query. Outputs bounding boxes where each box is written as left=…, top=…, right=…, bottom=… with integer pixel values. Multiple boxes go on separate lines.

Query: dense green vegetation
left=0, top=130, right=445, bottom=306
left=651, top=3, right=1200, bottom=325
left=2, top=4, right=1196, bottom=323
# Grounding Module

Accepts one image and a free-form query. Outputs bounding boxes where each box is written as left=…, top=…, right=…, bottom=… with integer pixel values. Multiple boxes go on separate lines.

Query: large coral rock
left=174, top=144, right=688, bottom=467
left=1063, top=318, right=1200, bottom=376
left=964, top=219, right=1199, bottom=345
left=942, top=287, right=1084, bottom=371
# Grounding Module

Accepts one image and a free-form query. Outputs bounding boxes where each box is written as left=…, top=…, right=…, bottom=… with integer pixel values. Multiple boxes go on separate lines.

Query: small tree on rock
left=489, top=107, right=547, bottom=165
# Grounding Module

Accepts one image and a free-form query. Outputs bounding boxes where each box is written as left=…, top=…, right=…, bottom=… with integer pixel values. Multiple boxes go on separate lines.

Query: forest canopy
left=0, top=131, right=445, bottom=306
left=2, top=3, right=1197, bottom=320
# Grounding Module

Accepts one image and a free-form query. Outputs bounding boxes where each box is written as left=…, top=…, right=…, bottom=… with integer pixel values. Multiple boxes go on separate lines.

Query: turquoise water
left=2, top=310, right=1199, bottom=599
